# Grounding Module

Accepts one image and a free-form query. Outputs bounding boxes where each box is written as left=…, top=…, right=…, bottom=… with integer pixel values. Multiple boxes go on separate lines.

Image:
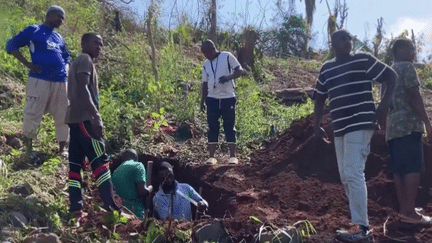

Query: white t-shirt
left=202, top=51, right=241, bottom=99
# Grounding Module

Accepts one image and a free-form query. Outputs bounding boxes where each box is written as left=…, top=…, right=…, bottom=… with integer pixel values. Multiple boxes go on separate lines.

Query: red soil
left=83, top=111, right=432, bottom=242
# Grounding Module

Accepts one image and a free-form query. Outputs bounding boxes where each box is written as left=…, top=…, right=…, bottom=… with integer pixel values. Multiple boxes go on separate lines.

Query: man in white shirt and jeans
left=200, top=40, right=246, bottom=165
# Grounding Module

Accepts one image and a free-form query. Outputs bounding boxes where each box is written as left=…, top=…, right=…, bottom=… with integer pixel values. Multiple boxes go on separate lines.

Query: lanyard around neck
left=210, top=55, right=219, bottom=89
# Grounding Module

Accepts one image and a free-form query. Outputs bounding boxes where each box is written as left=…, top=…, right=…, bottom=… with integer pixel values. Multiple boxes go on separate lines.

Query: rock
left=22, top=233, right=61, bottom=243
left=178, top=82, right=191, bottom=98
left=0, top=159, right=6, bottom=176
left=9, top=183, right=33, bottom=197
left=290, top=123, right=304, bottom=139
left=0, top=226, right=17, bottom=239
left=175, top=124, right=192, bottom=140
left=194, top=221, right=231, bottom=243
left=0, top=136, right=6, bottom=145
left=9, top=211, right=28, bottom=228
left=6, top=137, right=22, bottom=149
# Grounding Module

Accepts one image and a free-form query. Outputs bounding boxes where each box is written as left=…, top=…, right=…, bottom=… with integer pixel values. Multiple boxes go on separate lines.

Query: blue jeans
left=334, top=129, right=374, bottom=226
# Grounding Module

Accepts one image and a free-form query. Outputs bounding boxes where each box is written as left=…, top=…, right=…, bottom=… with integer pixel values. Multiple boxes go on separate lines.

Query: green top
left=386, top=61, right=424, bottom=141
left=112, top=160, right=147, bottom=218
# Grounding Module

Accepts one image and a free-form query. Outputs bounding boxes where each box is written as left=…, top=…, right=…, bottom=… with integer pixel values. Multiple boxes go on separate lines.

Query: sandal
left=205, top=158, right=217, bottom=165
left=400, top=214, right=432, bottom=225
left=228, top=157, right=239, bottom=164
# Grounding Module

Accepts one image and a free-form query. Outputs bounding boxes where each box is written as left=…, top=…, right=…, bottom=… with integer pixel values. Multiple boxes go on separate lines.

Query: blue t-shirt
left=6, top=24, right=70, bottom=82
left=153, top=181, right=205, bottom=221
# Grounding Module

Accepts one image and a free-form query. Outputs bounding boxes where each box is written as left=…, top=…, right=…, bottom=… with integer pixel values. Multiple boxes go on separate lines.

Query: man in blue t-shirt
left=153, top=162, right=208, bottom=221
left=6, top=5, right=70, bottom=158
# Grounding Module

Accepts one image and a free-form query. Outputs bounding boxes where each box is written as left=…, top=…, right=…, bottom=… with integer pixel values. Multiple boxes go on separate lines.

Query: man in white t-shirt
left=200, top=40, right=246, bottom=165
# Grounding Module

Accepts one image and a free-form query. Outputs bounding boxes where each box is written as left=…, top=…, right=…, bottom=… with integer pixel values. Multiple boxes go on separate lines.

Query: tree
left=208, top=0, right=217, bottom=43
left=373, top=17, right=384, bottom=57
left=300, top=0, right=316, bottom=57
left=277, top=15, right=308, bottom=57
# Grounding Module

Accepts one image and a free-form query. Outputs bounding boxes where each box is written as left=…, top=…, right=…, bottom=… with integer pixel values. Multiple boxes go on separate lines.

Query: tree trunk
left=147, top=2, right=160, bottom=110
left=208, top=0, right=217, bottom=43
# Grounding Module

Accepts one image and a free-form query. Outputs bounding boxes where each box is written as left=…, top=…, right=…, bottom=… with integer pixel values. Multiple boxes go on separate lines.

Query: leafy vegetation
left=8, top=0, right=431, bottom=242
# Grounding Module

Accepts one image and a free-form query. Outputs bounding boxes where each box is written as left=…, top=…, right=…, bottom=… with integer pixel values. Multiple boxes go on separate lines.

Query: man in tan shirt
left=65, top=33, right=119, bottom=222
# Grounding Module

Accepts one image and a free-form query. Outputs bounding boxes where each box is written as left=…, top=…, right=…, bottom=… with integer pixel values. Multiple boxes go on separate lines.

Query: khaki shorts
left=23, top=77, right=69, bottom=142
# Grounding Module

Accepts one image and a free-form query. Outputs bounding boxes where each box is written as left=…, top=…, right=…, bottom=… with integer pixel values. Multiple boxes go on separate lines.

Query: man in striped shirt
left=313, top=30, right=396, bottom=243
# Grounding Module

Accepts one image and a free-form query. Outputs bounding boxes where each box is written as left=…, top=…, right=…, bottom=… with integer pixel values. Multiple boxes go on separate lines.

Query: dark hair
left=81, top=32, right=100, bottom=47
left=121, top=149, right=138, bottom=162
left=392, top=38, right=413, bottom=56
left=201, top=39, right=216, bottom=52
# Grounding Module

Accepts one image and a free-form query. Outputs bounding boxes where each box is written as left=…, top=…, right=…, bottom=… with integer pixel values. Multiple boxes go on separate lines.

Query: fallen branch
left=383, top=216, right=409, bottom=242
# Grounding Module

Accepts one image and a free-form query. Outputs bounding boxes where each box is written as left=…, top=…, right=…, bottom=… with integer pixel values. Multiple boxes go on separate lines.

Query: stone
left=6, top=137, right=22, bottom=149
left=22, top=233, right=61, bottom=243
left=0, top=226, right=17, bottom=239
left=10, top=183, right=33, bottom=197
left=194, top=221, right=231, bottom=243
left=9, top=211, right=28, bottom=228
left=0, top=159, right=6, bottom=176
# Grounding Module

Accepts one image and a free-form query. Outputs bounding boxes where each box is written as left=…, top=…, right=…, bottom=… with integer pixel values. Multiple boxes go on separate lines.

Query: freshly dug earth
left=83, top=112, right=432, bottom=242
left=177, top=112, right=432, bottom=242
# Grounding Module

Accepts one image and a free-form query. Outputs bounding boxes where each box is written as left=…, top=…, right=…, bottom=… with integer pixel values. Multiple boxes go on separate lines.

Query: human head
left=121, top=149, right=138, bottom=162
left=45, top=5, right=65, bottom=29
left=201, top=40, right=218, bottom=60
left=331, top=29, right=353, bottom=58
left=81, top=33, right=103, bottom=59
left=158, top=162, right=174, bottom=187
left=392, top=38, right=415, bottom=62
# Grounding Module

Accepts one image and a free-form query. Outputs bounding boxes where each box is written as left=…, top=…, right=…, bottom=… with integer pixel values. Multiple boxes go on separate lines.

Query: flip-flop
left=205, top=158, right=217, bottom=165
left=228, top=157, right=239, bottom=164
left=400, top=214, right=432, bottom=225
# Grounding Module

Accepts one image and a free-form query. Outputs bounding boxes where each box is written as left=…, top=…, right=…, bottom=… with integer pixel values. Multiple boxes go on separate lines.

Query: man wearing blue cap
left=6, top=5, right=70, bottom=158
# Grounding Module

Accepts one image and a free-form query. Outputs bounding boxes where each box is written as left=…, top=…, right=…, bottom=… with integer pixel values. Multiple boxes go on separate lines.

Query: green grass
left=0, top=0, right=320, bottom=241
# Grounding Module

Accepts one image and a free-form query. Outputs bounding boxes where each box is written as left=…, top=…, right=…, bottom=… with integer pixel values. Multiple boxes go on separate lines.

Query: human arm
left=75, top=71, right=103, bottom=138
left=9, top=51, right=42, bottom=73
left=6, top=26, right=41, bottom=73
left=407, top=86, right=432, bottom=140
left=201, top=82, right=208, bottom=112
left=219, top=66, right=247, bottom=84
left=136, top=182, right=153, bottom=199
left=219, top=53, right=247, bottom=84
left=135, top=163, right=153, bottom=200
left=187, top=185, right=208, bottom=211
left=313, top=95, right=329, bottom=142
left=374, top=68, right=396, bottom=128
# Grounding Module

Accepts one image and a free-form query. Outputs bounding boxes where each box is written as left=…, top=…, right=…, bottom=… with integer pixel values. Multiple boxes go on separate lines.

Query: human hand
left=145, top=185, right=153, bottom=193
left=26, top=63, right=42, bottom=74
left=218, top=75, right=231, bottom=84
left=313, top=126, right=331, bottom=144
left=200, top=101, right=206, bottom=113
left=91, top=117, right=103, bottom=139
left=197, top=200, right=208, bottom=212
left=374, top=103, right=389, bottom=129
left=425, top=123, right=432, bottom=142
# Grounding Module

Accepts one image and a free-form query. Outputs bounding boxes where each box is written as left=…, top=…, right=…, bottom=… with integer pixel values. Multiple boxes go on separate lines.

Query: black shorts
left=388, top=132, right=424, bottom=175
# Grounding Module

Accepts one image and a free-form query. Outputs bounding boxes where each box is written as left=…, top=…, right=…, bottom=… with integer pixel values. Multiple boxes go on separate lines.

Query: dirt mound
left=178, top=112, right=432, bottom=242
left=86, top=112, right=432, bottom=242
left=0, top=75, right=25, bottom=111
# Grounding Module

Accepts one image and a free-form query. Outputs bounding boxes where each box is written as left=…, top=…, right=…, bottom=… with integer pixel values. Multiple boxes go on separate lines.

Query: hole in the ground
left=111, top=153, right=236, bottom=219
